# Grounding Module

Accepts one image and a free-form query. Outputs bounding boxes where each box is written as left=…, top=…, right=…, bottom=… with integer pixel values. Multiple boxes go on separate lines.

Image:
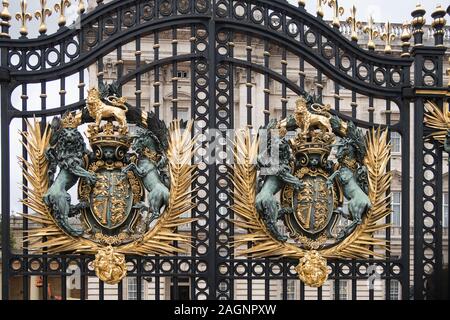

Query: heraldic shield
left=80, top=168, right=140, bottom=232
left=285, top=172, right=336, bottom=236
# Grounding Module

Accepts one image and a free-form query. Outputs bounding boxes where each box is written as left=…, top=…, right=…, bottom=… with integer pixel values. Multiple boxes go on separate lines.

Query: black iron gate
left=0, top=0, right=448, bottom=300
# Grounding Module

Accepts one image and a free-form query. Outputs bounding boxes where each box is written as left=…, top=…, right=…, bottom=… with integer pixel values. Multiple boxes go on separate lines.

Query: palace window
left=127, top=277, right=144, bottom=300
left=444, top=193, right=449, bottom=228
left=286, top=279, right=297, bottom=300
left=177, top=70, right=188, bottom=79
left=391, top=192, right=401, bottom=226
left=172, top=108, right=190, bottom=121
left=389, top=280, right=400, bottom=300
left=391, top=132, right=401, bottom=154
left=332, top=280, right=349, bottom=300
left=218, top=281, right=228, bottom=299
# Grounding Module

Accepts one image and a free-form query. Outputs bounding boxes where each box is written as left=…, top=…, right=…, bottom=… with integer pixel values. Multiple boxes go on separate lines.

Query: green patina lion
left=44, top=116, right=97, bottom=236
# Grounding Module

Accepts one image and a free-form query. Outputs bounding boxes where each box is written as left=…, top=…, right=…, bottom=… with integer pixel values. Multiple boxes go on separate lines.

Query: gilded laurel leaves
left=424, top=100, right=450, bottom=144
left=231, top=127, right=392, bottom=260
left=21, top=119, right=197, bottom=256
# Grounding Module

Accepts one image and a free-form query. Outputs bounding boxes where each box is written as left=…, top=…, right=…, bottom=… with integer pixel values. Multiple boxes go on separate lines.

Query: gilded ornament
left=346, top=5, right=362, bottom=42
left=232, top=93, right=392, bottom=287
left=363, top=15, right=379, bottom=50
left=316, top=0, right=326, bottom=18
left=35, top=0, right=52, bottom=35
left=381, top=21, right=396, bottom=54
left=93, top=246, right=127, bottom=285
left=20, top=82, right=198, bottom=283
left=54, top=0, right=71, bottom=27
left=424, top=100, right=450, bottom=157
left=15, top=0, right=32, bottom=37
left=295, top=251, right=328, bottom=287
left=328, top=0, right=344, bottom=28
left=77, top=0, right=85, bottom=14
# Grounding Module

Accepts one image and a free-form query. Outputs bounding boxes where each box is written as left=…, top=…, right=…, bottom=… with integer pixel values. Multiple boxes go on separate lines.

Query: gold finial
left=298, top=0, right=305, bottom=7
left=363, top=15, right=379, bottom=50
left=431, top=5, right=447, bottom=46
left=381, top=21, right=395, bottom=54
left=411, top=3, right=426, bottom=46
left=346, top=5, right=362, bottom=42
left=15, top=0, right=32, bottom=37
left=400, top=22, right=411, bottom=57
left=1, top=0, right=11, bottom=22
left=401, top=21, right=412, bottom=41
left=77, top=0, right=85, bottom=14
left=317, top=0, right=326, bottom=18
left=54, top=0, right=71, bottom=27
left=0, top=0, right=11, bottom=38
left=328, top=0, right=344, bottom=28
left=411, top=3, right=426, bottom=29
left=35, top=0, right=52, bottom=35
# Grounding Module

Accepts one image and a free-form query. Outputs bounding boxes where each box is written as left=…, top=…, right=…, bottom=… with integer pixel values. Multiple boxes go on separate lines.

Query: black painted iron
left=0, top=0, right=447, bottom=300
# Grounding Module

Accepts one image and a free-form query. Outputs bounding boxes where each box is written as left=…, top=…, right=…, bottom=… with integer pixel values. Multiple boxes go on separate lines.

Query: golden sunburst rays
left=20, top=118, right=197, bottom=257
left=230, top=127, right=392, bottom=260
left=424, top=100, right=450, bottom=144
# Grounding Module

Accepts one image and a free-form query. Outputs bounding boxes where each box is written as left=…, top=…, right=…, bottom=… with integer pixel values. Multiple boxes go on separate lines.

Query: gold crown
left=62, top=112, right=82, bottom=128
left=294, top=141, right=332, bottom=156
left=290, top=130, right=334, bottom=158
left=87, top=122, right=131, bottom=149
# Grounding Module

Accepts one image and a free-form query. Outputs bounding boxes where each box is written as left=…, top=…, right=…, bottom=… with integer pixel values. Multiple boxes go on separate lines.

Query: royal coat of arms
left=21, top=82, right=197, bottom=284
left=232, top=93, right=392, bottom=288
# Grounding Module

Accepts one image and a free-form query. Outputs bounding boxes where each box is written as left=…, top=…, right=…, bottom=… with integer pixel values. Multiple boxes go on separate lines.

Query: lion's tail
left=107, top=96, right=128, bottom=112
left=310, top=103, right=331, bottom=117
left=118, top=105, right=129, bottom=112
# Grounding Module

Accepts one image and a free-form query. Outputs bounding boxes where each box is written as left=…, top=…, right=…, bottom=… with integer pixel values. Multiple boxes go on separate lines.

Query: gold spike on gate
left=328, top=0, right=344, bottom=28
left=346, top=5, right=362, bottom=42
left=35, top=0, right=52, bottom=35
left=363, top=15, right=379, bottom=50
left=316, top=0, right=326, bottom=18
left=77, top=0, right=86, bottom=14
left=15, top=0, right=32, bottom=37
left=54, top=0, right=71, bottom=27
left=381, top=21, right=396, bottom=54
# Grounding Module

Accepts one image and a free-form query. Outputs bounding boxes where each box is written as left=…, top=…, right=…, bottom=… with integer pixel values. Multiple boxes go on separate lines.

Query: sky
left=1, top=0, right=449, bottom=215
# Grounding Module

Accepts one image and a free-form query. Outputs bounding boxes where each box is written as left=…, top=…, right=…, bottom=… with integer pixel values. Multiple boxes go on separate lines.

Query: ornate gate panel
left=0, top=0, right=448, bottom=300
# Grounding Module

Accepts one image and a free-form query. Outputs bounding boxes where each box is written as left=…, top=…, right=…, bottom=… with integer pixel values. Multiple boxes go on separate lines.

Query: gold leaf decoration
left=20, top=119, right=197, bottom=257
left=231, top=127, right=392, bottom=260
left=424, top=100, right=450, bottom=144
